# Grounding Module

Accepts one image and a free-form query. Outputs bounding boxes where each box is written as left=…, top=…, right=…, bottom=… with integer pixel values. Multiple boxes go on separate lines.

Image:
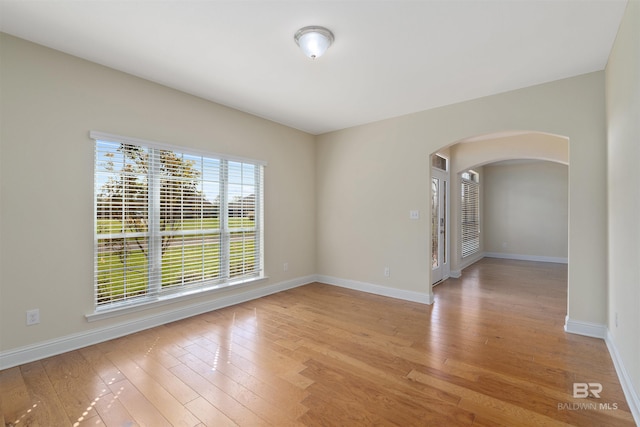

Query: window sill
left=86, top=276, right=268, bottom=322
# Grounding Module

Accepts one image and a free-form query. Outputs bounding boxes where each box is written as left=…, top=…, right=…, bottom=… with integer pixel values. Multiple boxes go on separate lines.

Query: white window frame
left=461, top=170, right=480, bottom=258
left=89, top=131, right=265, bottom=319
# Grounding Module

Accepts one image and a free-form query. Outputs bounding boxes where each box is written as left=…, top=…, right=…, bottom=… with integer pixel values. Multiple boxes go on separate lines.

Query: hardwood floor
left=1, top=258, right=635, bottom=426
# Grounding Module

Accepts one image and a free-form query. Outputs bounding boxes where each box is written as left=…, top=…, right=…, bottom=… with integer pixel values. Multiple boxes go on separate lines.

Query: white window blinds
left=92, top=132, right=264, bottom=309
left=461, top=171, right=480, bottom=258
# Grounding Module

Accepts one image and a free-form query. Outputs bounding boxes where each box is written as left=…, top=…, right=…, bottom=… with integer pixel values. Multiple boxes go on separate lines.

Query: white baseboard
left=452, top=253, right=566, bottom=280
left=565, top=317, right=640, bottom=425
left=485, top=252, right=568, bottom=264
left=1, top=274, right=432, bottom=370
left=605, top=330, right=640, bottom=425
left=564, top=316, right=607, bottom=338
left=316, top=275, right=434, bottom=305
left=0, top=275, right=315, bottom=370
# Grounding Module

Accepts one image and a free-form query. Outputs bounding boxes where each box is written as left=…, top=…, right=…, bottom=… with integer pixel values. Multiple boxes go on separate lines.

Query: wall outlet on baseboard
left=26, top=309, right=40, bottom=326
left=384, top=267, right=390, bottom=277
left=283, top=262, right=289, bottom=272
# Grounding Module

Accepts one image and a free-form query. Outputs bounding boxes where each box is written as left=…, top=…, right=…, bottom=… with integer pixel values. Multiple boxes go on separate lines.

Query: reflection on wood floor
left=0, top=258, right=635, bottom=426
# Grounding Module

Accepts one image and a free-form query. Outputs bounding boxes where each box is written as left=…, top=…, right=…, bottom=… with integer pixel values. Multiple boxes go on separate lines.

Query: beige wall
left=483, top=161, right=568, bottom=260
left=317, top=71, right=606, bottom=325
left=606, top=0, right=640, bottom=408
left=0, top=34, right=317, bottom=352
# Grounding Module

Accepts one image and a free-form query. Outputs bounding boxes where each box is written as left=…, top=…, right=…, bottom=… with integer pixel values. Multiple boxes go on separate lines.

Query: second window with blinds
left=461, top=170, right=480, bottom=258
left=92, top=132, right=265, bottom=313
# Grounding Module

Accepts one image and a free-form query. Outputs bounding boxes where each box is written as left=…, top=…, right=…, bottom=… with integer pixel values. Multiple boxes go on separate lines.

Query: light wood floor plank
left=40, top=356, right=102, bottom=425
left=0, top=367, right=32, bottom=426
left=184, top=396, right=238, bottom=427
left=18, top=361, right=71, bottom=426
left=107, top=378, right=173, bottom=427
left=104, top=351, right=201, bottom=426
left=177, top=351, right=302, bottom=426
left=182, top=342, right=309, bottom=418
left=92, top=391, right=138, bottom=427
left=119, top=346, right=200, bottom=405
left=169, top=363, right=270, bottom=426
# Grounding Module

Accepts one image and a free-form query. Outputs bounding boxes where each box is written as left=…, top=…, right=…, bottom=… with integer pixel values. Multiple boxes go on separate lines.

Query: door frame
left=431, top=162, right=450, bottom=285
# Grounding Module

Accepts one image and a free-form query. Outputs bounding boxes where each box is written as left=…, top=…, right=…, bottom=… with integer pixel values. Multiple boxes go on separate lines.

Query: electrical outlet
left=283, top=262, right=288, bottom=272
left=409, top=210, right=419, bottom=220
left=384, top=267, right=390, bottom=277
left=26, top=309, right=40, bottom=326
left=615, top=312, right=618, bottom=327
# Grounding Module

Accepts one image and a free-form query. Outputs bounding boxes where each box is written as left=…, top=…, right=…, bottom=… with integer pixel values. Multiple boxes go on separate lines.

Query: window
left=432, top=153, right=448, bottom=171
left=92, top=132, right=264, bottom=310
left=461, top=170, right=479, bottom=258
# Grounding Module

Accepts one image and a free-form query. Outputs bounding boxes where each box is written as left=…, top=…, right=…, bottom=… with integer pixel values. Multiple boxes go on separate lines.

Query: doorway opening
left=429, top=131, right=569, bottom=287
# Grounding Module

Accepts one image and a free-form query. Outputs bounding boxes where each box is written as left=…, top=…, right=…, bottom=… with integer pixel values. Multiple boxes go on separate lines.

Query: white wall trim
left=485, top=252, right=568, bottom=264
left=453, top=253, right=567, bottom=281
left=605, top=329, right=640, bottom=425
left=316, top=275, right=434, bottom=305
left=0, top=275, right=315, bottom=370
left=1, top=274, right=433, bottom=370
left=566, top=318, right=640, bottom=425
left=459, top=252, right=485, bottom=271
left=564, top=316, right=607, bottom=338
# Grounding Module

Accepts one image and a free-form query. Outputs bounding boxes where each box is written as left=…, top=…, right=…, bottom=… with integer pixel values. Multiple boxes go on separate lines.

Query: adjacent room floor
left=0, top=258, right=635, bottom=426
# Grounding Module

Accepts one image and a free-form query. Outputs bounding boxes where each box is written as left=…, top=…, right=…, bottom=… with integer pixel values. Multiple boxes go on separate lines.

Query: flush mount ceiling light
left=294, top=26, right=334, bottom=59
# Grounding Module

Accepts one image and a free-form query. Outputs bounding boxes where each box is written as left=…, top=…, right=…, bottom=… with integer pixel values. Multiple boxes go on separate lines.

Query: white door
left=431, top=168, right=449, bottom=284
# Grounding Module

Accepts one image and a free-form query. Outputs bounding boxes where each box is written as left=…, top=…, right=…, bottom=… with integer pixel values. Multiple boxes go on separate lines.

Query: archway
left=430, top=131, right=569, bottom=280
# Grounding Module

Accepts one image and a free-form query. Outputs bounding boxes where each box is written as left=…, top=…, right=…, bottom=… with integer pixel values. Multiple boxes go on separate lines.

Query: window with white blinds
left=461, top=170, right=480, bottom=258
left=92, top=132, right=264, bottom=309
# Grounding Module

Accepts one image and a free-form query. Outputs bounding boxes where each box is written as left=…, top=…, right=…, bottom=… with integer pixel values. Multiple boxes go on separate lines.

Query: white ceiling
left=0, top=0, right=628, bottom=135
